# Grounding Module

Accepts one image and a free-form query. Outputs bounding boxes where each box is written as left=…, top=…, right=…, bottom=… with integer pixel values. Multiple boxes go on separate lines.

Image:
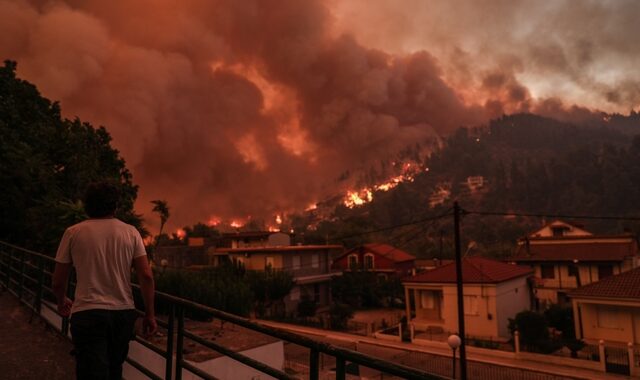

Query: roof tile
left=403, top=257, right=532, bottom=284
left=513, top=239, right=636, bottom=262
left=570, top=267, right=640, bottom=299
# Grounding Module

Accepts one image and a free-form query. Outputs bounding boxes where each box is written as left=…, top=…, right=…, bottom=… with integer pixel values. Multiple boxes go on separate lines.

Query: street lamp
left=448, top=334, right=462, bottom=379
left=160, top=259, right=168, bottom=274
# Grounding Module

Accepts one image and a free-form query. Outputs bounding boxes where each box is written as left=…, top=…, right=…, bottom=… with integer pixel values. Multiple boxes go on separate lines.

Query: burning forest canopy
left=1, top=0, right=640, bottom=234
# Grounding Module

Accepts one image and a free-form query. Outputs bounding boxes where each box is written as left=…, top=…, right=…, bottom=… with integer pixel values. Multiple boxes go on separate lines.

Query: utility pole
left=453, top=201, right=468, bottom=380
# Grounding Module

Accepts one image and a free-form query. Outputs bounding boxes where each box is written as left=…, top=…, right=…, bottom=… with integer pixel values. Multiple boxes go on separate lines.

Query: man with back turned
left=52, top=181, right=157, bottom=380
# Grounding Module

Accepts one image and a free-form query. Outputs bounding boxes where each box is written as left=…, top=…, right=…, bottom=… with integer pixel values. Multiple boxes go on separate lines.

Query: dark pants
left=70, top=309, right=137, bottom=380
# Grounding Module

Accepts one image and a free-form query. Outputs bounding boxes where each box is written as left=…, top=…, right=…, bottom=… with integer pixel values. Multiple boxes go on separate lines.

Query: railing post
left=336, top=357, right=346, bottom=380
left=5, top=248, right=11, bottom=291
left=165, top=304, right=175, bottom=380
left=0, top=248, right=7, bottom=290
left=628, top=342, right=636, bottom=377
left=36, top=257, right=44, bottom=313
left=599, top=340, right=606, bottom=372
left=175, top=306, right=184, bottom=380
left=18, top=250, right=25, bottom=300
left=309, top=348, right=319, bottom=380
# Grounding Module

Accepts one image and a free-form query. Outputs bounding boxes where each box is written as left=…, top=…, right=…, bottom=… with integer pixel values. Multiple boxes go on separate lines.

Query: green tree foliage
left=329, top=302, right=354, bottom=330
left=509, top=310, right=556, bottom=353
left=153, top=265, right=295, bottom=319
left=154, top=266, right=253, bottom=318
left=0, top=61, right=143, bottom=252
left=245, top=269, right=294, bottom=317
left=544, top=304, right=585, bottom=357
left=509, top=306, right=586, bottom=356
left=331, top=272, right=404, bottom=308
left=297, top=295, right=317, bottom=318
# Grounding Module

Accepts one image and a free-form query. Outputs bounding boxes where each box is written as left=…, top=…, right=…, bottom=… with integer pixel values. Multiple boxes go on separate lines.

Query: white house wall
left=495, top=277, right=531, bottom=338
left=440, top=284, right=499, bottom=339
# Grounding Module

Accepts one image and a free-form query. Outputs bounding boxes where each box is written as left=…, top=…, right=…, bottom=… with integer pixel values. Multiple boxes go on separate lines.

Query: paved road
left=262, top=320, right=631, bottom=380
left=0, top=291, right=75, bottom=380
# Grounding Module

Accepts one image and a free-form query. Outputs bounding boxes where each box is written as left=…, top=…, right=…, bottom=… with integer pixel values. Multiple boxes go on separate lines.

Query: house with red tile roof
left=403, top=257, right=532, bottom=341
left=512, top=220, right=640, bottom=308
left=332, top=243, right=416, bottom=277
left=570, top=267, right=640, bottom=346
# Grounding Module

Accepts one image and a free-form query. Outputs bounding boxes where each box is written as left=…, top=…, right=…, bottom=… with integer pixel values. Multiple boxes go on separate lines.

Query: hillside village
left=153, top=219, right=640, bottom=377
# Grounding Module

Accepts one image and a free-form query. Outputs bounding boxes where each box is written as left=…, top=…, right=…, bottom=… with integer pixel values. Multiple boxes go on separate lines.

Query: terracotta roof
left=403, top=257, right=532, bottom=284
left=513, top=238, right=637, bottom=262
left=363, top=243, right=415, bottom=262
left=415, top=259, right=454, bottom=268
left=570, top=267, right=640, bottom=300
left=336, top=243, right=415, bottom=263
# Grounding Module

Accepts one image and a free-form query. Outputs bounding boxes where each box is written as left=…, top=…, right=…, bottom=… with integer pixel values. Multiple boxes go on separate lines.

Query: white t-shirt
left=55, top=218, right=147, bottom=314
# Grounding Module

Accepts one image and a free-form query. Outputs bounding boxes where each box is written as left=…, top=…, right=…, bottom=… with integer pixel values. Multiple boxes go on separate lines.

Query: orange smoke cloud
left=1, top=0, right=636, bottom=231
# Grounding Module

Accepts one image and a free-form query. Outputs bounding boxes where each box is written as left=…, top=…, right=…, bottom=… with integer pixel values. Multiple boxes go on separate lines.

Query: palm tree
left=150, top=200, right=170, bottom=238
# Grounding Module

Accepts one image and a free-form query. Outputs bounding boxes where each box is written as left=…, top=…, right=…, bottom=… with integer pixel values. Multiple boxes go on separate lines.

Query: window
left=265, top=256, right=274, bottom=269
left=567, top=264, right=578, bottom=277
left=348, top=254, right=358, bottom=270
left=420, top=291, right=436, bottom=309
left=311, top=254, right=319, bottom=268
left=314, top=284, right=321, bottom=303
left=552, top=227, right=567, bottom=237
left=464, top=295, right=479, bottom=315
left=364, top=254, right=374, bottom=270
left=598, top=265, right=613, bottom=280
left=540, top=264, right=555, bottom=279
left=292, top=255, right=301, bottom=270
left=290, top=286, right=300, bottom=301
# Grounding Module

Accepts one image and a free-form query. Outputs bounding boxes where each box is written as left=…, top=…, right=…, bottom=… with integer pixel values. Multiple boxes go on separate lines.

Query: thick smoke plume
left=1, top=0, right=638, bottom=230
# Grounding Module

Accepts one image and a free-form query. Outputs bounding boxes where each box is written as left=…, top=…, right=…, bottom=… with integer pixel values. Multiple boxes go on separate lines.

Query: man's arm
left=133, top=255, right=157, bottom=337
left=52, top=263, right=73, bottom=316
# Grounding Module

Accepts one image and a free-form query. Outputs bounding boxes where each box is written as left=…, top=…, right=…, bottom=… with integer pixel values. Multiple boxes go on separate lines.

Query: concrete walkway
left=259, top=319, right=632, bottom=380
left=0, top=291, right=75, bottom=380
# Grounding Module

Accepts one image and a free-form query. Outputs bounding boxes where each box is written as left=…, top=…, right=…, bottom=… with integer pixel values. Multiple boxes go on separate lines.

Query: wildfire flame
left=275, top=214, right=282, bottom=224
left=343, top=161, right=425, bottom=208
left=207, top=216, right=221, bottom=226
left=230, top=220, right=244, bottom=228
left=175, top=229, right=186, bottom=239
left=344, top=189, right=373, bottom=208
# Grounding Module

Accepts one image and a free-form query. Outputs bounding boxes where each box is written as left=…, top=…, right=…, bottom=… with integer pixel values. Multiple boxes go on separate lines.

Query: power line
left=463, top=209, right=640, bottom=222
left=328, top=208, right=453, bottom=243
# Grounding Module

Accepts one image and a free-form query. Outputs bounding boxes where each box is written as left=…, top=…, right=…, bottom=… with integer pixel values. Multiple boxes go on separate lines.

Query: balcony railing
left=0, top=241, right=447, bottom=380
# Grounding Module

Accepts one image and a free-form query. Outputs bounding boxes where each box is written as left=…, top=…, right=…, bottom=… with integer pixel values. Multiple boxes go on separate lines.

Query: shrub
left=297, top=296, right=317, bottom=318
left=329, top=302, right=354, bottom=330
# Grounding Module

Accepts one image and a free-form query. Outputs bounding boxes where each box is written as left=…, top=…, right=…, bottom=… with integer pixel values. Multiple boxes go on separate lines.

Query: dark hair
left=84, top=181, right=120, bottom=218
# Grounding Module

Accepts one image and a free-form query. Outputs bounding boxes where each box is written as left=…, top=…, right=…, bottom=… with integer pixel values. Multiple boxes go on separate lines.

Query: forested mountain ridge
left=297, top=113, right=640, bottom=258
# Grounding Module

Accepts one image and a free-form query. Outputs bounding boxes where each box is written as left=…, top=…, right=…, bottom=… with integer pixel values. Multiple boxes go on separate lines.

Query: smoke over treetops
left=2, top=0, right=638, bottom=231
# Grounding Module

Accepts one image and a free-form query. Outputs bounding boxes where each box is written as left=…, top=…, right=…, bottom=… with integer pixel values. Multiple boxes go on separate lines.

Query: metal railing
left=0, top=241, right=448, bottom=380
